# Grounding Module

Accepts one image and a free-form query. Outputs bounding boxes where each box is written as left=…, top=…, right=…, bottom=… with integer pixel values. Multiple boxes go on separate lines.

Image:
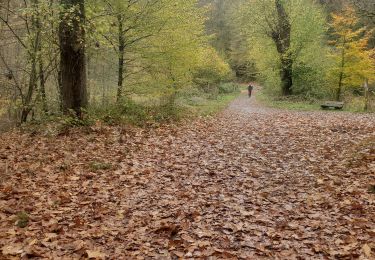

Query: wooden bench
left=321, top=101, right=344, bottom=110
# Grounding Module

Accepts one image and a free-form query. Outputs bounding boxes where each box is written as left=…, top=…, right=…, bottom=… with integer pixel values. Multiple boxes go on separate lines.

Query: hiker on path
left=248, top=84, right=254, bottom=98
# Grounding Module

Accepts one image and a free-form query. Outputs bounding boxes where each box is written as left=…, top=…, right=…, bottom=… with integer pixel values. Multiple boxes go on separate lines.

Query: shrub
left=92, top=96, right=183, bottom=126
left=218, top=83, right=240, bottom=94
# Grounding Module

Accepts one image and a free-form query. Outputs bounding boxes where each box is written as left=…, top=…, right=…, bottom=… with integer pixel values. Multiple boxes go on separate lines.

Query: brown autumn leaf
left=362, top=244, right=372, bottom=258
left=86, top=249, right=106, bottom=259
left=2, top=243, right=23, bottom=256
left=0, top=94, right=374, bottom=258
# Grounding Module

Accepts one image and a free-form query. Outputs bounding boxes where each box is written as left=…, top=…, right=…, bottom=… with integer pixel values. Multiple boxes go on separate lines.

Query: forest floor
left=0, top=91, right=374, bottom=259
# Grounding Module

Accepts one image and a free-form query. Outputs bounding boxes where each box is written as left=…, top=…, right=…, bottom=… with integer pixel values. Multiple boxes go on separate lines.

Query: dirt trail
left=0, top=93, right=374, bottom=259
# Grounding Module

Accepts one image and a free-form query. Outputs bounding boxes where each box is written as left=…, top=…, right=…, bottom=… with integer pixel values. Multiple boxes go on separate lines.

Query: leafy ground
left=0, top=92, right=374, bottom=259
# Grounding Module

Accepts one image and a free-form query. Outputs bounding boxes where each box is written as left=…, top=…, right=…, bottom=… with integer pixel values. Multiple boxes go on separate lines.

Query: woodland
left=0, top=0, right=374, bottom=259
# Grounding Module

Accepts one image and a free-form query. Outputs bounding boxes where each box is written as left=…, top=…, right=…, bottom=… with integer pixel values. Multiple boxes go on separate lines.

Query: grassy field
left=256, top=89, right=375, bottom=113
left=256, top=91, right=321, bottom=111
left=182, top=92, right=240, bottom=117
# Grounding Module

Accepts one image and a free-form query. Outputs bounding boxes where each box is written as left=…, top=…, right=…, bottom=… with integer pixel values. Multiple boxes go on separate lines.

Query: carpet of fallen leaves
left=0, top=94, right=374, bottom=259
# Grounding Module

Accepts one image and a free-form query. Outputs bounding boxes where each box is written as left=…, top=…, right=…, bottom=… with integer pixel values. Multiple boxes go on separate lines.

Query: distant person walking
left=248, top=84, right=254, bottom=98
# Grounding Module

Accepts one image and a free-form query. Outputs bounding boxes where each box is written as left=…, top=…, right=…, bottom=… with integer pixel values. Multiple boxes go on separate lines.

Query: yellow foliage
left=196, top=46, right=233, bottom=81
left=328, top=6, right=375, bottom=89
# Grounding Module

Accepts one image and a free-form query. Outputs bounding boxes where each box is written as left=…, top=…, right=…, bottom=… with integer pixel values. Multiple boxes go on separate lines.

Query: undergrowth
left=17, top=83, right=241, bottom=135
left=256, top=89, right=375, bottom=113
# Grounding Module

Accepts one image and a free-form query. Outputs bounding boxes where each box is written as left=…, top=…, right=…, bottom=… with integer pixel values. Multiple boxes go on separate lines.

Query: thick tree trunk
left=280, top=54, right=293, bottom=96
left=59, top=0, right=87, bottom=117
left=272, top=0, right=293, bottom=96
left=117, top=15, right=125, bottom=102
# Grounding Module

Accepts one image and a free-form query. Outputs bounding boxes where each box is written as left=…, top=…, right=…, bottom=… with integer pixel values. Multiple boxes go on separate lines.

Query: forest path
left=1, top=92, right=375, bottom=259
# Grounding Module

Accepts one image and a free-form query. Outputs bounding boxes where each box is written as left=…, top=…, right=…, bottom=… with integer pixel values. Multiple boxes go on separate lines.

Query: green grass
left=256, top=91, right=321, bottom=111
left=257, top=90, right=375, bottom=113
left=186, top=92, right=240, bottom=116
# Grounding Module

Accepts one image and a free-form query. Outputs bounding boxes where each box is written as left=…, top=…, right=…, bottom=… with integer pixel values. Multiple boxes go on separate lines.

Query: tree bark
left=336, top=38, right=346, bottom=101
left=59, top=0, right=87, bottom=117
left=336, top=70, right=343, bottom=101
left=117, top=15, right=125, bottom=102
left=21, top=54, right=38, bottom=122
left=39, top=54, right=47, bottom=113
left=364, top=78, right=369, bottom=111
left=36, top=2, right=47, bottom=113
left=280, top=53, right=293, bottom=96
left=21, top=0, right=41, bottom=123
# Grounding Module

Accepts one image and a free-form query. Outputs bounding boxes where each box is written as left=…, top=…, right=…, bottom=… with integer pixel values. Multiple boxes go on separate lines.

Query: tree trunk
left=39, top=55, right=47, bottom=113
left=21, top=0, right=41, bottom=123
left=280, top=53, right=293, bottom=96
left=59, top=0, right=87, bottom=117
left=35, top=2, right=47, bottom=113
left=336, top=70, right=344, bottom=101
left=21, top=52, right=38, bottom=123
left=117, top=15, right=125, bottom=102
left=336, top=40, right=346, bottom=101
left=364, top=78, right=369, bottom=111
left=57, top=67, right=63, bottom=110
left=272, top=0, right=293, bottom=96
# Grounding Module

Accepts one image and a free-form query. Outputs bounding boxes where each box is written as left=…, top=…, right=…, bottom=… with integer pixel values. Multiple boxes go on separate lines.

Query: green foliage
left=88, top=82, right=241, bottom=126
left=15, top=211, right=29, bottom=228
left=89, top=161, right=113, bottom=171
left=1, top=0, right=236, bottom=127
left=60, top=110, right=93, bottom=127
left=201, top=0, right=256, bottom=80
left=86, top=0, right=231, bottom=103
left=239, top=0, right=329, bottom=98
left=292, top=61, right=331, bottom=98
left=343, top=94, right=375, bottom=113
left=193, top=47, right=233, bottom=88
left=92, top=97, right=182, bottom=127
left=218, top=83, right=240, bottom=94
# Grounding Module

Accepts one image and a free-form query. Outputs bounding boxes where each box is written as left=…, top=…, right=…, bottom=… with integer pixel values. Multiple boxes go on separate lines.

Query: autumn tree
left=200, top=0, right=234, bottom=56
left=87, top=0, right=165, bottom=102
left=0, top=0, right=59, bottom=123
left=239, top=0, right=326, bottom=96
left=142, top=0, right=217, bottom=98
left=87, top=0, right=229, bottom=104
left=200, top=0, right=255, bottom=81
left=59, top=0, right=87, bottom=116
left=0, top=0, right=233, bottom=127
left=328, top=6, right=375, bottom=102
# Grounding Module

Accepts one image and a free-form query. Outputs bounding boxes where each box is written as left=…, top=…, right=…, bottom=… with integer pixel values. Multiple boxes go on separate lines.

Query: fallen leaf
left=2, top=243, right=23, bottom=255
left=87, top=250, right=106, bottom=259
left=362, top=244, right=372, bottom=257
